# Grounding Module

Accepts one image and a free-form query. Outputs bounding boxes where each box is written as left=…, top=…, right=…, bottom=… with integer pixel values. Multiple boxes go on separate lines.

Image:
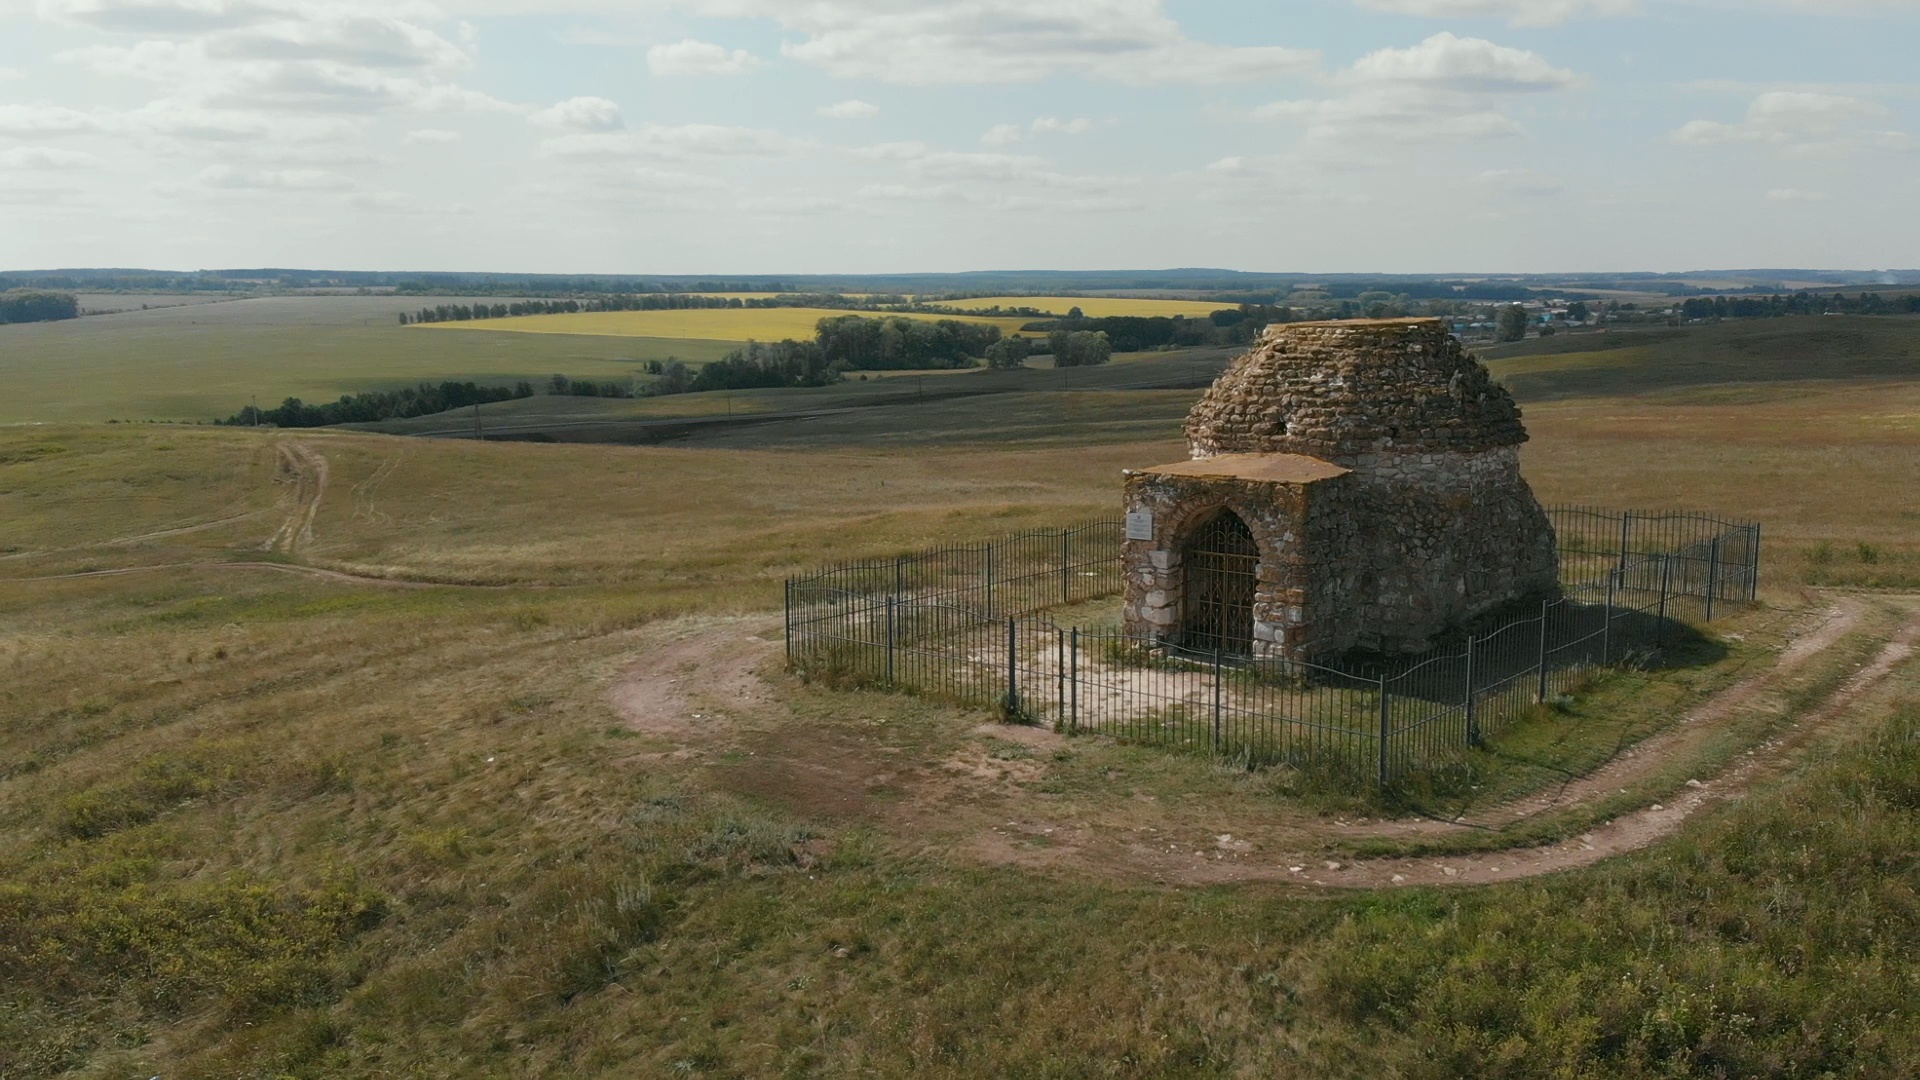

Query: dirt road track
left=8, top=561, right=466, bottom=589
left=261, top=440, right=328, bottom=554
left=612, top=597, right=1918, bottom=890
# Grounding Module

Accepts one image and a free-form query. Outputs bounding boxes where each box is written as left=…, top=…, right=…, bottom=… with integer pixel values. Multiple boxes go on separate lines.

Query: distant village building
left=1121, top=318, right=1559, bottom=661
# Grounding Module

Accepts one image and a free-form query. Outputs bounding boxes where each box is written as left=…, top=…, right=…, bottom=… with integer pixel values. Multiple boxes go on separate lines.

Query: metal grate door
left=1181, top=511, right=1258, bottom=655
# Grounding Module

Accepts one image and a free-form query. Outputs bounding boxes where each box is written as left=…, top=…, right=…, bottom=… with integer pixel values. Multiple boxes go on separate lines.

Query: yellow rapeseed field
left=412, top=307, right=1033, bottom=343
left=923, top=296, right=1232, bottom=318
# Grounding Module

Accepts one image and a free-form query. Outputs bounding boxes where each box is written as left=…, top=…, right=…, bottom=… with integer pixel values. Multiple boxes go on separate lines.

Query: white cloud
left=405, top=127, right=459, bottom=142
left=848, top=140, right=928, bottom=160
left=1476, top=167, right=1563, bottom=196
left=0, top=66, right=23, bottom=80
left=817, top=98, right=879, bottom=119
left=195, top=163, right=358, bottom=190
left=1031, top=116, right=1096, bottom=135
left=697, top=0, right=1316, bottom=85
left=1768, top=188, right=1828, bottom=202
left=0, top=145, right=100, bottom=168
left=631, top=122, right=808, bottom=157
left=984, top=116, right=1100, bottom=145
left=0, top=103, right=105, bottom=134
left=1670, top=91, right=1910, bottom=154
left=633, top=166, right=727, bottom=191
left=738, top=193, right=846, bottom=215
left=1353, top=0, right=1638, bottom=27
left=204, top=10, right=471, bottom=70
left=981, top=123, right=1024, bottom=146
left=538, top=122, right=812, bottom=159
left=1346, top=32, right=1578, bottom=91
left=856, top=181, right=1137, bottom=213
left=646, top=38, right=760, bottom=77
left=123, top=99, right=358, bottom=141
left=37, top=0, right=287, bottom=34
left=535, top=131, right=633, bottom=158
left=530, top=95, right=624, bottom=131
left=46, top=1, right=503, bottom=119
left=1258, top=33, right=1577, bottom=146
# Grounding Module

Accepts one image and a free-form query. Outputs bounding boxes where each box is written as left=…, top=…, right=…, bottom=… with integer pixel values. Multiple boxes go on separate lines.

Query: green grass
left=0, top=296, right=733, bottom=424
left=1485, top=316, right=1920, bottom=400
left=2, top=556, right=1916, bottom=1075
left=4, top=313, right=1920, bottom=1074
left=411, top=306, right=1032, bottom=342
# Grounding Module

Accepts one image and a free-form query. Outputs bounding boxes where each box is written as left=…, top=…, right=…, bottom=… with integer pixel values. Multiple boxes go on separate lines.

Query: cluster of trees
left=986, top=336, right=1033, bottom=369
left=1014, top=304, right=1300, bottom=354
left=545, top=374, right=636, bottom=398
left=220, top=381, right=533, bottom=427
left=1046, top=330, right=1114, bottom=367
left=675, top=341, right=841, bottom=393
left=814, top=315, right=1003, bottom=370
left=406, top=301, right=584, bottom=323
left=1680, top=292, right=1920, bottom=321
left=1496, top=305, right=1533, bottom=343
left=0, top=291, right=79, bottom=324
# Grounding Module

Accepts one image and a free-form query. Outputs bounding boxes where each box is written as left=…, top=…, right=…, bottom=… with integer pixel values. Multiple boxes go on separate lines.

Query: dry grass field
left=3, top=314, right=1919, bottom=1075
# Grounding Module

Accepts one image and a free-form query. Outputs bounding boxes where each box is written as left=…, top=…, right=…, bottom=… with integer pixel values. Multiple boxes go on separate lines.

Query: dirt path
left=261, top=440, right=328, bottom=554
left=8, top=561, right=458, bottom=589
left=1337, top=596, right=1868, bottom=841
left=609, top=596, right=1917, bottom=891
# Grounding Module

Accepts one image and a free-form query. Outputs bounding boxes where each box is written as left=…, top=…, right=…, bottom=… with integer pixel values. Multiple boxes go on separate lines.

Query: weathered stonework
left=1122, top=318, right=1559, bottom=660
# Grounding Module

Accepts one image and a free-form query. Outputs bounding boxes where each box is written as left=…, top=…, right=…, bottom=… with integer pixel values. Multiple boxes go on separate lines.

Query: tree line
left=647, top=315, right=1012, bottom=395
left=219, top=381, right=533, bottom=427
left=1680, top=292, right=1920, bottom=321
left=399, top=292, right=909, bottom=325
left=1014, top=304, right=1300, bottom=354
left=0, top=291, right=79, bottom=324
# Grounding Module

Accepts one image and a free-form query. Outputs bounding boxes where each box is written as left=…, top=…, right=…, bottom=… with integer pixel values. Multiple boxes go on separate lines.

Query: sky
left=0, top=0, right=1915, bottom=275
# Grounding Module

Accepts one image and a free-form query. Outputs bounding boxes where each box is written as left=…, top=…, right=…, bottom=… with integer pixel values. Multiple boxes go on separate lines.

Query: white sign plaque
left=1125, top=511, right=1155, bottom=541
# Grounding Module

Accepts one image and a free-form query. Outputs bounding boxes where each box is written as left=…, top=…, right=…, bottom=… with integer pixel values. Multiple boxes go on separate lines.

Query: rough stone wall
left=1305, top=448, right=1559, bottom=656
left=1122, top=317, right=1560, bottom=661
left=1186, top=318, right=1527, bottom=462
left=1120, top=471, right=1319, bottom=658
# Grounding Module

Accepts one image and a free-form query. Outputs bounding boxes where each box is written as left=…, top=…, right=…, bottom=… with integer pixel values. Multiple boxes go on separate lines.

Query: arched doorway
left=1181, top=509, right=1258, bottom=655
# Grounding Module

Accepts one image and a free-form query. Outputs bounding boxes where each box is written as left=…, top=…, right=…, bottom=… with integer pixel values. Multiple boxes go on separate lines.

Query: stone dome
left=1185, top=318, right=1528, bottom=461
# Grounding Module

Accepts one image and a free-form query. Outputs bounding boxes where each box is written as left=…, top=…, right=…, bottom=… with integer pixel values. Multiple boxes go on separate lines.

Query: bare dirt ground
left=609, top=595, right=1918, bottom=890
left=261, top=440, right=328, bottom=554
left=11, top=561, right=450, bottom=589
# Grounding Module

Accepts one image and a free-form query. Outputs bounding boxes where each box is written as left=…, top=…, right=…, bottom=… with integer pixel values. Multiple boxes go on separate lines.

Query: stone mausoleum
left=1121, top=318, right=1559, bottom=661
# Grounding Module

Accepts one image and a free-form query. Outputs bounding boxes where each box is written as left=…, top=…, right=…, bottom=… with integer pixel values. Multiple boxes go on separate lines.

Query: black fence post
left=1750, top=523, right=1762, bottom=600
left=1603, top=570, right=1616, bottom=666
left=885, top=595, right=897, bottom=687
left=1657, top=554, right=1673, bottom=647
left=894, top=555, right=904, bottom=600
left=1005, top=616, right=1019, bottom=719
left=784, top=579, right=793, bottom=664
left=1705, top=535, right=1722, bottom=622
left=1377, top=676, right=1392, bottom=788
left=1212, top=647, right=1224, bottom=754
left=1535, top=599, right=1551, bottom=703
left=1617, top=509, right=1633, bottom=573
left=1061, top=529, right=1072, bottom=606
left=1069, top=627, right=1080, bottom=735
left=985, top=543, right=996, bottom=620
left=1464, top=634, right=1479, bottom=749
left=1056, top=628, right=1066, bottom=728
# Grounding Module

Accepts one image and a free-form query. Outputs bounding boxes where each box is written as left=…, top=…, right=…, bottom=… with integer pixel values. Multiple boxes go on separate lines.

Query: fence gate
left=1180, top=510, right=1258, bottom=655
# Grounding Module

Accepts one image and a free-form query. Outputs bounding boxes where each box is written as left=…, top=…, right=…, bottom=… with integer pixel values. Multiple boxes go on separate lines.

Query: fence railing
left=786, top=508, right=1762, bottom=785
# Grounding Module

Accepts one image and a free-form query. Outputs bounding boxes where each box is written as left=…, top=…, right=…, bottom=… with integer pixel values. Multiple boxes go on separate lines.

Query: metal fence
left=786, top=508, right=1762, bottom=785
